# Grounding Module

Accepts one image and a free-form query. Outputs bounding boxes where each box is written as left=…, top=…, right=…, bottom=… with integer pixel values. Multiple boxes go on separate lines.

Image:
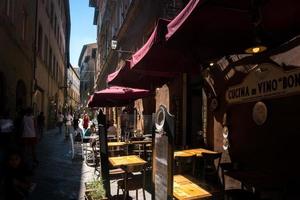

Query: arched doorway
left=16, top=80, right=27, bottom=111
left=0, top=72, right=7, bottom=115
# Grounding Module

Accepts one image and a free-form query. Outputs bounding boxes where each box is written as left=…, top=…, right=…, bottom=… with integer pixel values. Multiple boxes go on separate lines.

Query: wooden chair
left=202, top=152, right=222, bottom=184
left=224, top=189, right=258, bottom=200
left=174, top=154, right=196, bottom=176
left=117, top=164, right=146, bottom=200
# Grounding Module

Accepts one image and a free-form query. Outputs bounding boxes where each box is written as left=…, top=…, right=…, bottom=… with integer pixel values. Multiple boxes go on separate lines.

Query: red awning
left=107, top=61, right=176, bottom=90
left=107, top=0, right=300, bottom=89
left=165, top=0, right=300, bottom=62
left=129, top=19, right=199, bottom=74
left=88, top=86, right=151, bottom=108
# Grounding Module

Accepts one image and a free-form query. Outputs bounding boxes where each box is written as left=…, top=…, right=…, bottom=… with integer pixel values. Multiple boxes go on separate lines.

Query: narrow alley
left=1, top=1, right=300, bottom=199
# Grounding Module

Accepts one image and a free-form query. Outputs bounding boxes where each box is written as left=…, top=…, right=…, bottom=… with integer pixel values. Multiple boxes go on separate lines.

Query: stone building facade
left=0, top=0, right=70, bottom=128
left=67, top=64, right=80, bottom=113
left=79, top=43, right=97, bottom=107
left=0, top=0, right=36, bottom=116
left=34, top=0, right=70, bottom=128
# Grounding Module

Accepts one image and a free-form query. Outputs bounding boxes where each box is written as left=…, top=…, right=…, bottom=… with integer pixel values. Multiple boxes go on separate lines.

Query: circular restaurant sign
left=252, top=101, right=268, bottom=125
left=155, top=106, right=166, bottom=132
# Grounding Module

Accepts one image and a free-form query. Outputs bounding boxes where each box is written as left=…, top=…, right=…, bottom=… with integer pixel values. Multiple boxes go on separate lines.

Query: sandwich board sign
left=152, top=105, right=175, bottom=200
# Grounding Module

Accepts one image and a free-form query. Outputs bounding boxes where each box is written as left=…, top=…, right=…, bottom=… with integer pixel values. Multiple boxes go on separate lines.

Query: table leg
left=143, top=144, right=147, bottom=160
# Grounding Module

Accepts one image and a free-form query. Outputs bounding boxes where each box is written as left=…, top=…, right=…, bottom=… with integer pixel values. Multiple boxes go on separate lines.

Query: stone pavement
left=28, top=128, right=94, bottom=200
left=28, top=128, right=152, bottom=200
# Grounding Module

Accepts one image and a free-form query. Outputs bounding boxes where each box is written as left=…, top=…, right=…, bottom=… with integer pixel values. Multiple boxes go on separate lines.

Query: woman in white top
left=22, top=108, right=38, bottom=164
left=65, top=112, right=73, bottom=139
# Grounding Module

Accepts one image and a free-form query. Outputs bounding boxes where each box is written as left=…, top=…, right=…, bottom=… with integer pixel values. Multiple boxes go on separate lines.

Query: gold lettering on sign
left=226, top=63, right=300, bottom=104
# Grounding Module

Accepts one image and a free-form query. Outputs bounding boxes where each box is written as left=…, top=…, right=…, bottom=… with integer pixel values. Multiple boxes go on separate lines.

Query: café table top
left=173, top=175, right=212, bottom=200
left=108, top=140, right=152, bottom=147
left=174, top=151, right=194, bottom=158
left=174, top=148, right=218, bottom=158
left=108, top=142, right=126, bottom=147
left=109, top=155, right=147, bottom=167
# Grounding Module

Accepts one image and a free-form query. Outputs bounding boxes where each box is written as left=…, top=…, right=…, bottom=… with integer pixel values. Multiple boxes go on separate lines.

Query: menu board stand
left=152, top=105, right=175, bottom=200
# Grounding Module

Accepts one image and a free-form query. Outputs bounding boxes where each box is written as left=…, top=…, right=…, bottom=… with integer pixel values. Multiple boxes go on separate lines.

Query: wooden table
left=109, top=155, right=147, bottom=167
left=174, top=151, right=194, bottom=158
left=173, top=175, right=212, bottom=200
left=108, top=141, right=126, bottom=147
left=174, top=148, right=218, bottom=158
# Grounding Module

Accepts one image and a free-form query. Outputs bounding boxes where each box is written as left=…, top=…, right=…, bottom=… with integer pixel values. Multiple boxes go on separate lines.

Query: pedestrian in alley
left=37, top=112, right=45, bottom=140
left=0, top=110, right=15, bottom=177
left=0, top=110, right=15, bottom=150
left=65, top=112, right=73, bottom=140
left=57, top=112, right=64, bottom=135
left=2, top=150, right=35, bottom=200
left=21, top=108, right=38, bottom=165
left=83, top=112, right=90, bottom=130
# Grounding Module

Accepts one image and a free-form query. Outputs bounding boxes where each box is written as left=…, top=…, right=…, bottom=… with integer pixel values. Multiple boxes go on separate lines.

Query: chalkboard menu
left=152, top=105, right=175, bottom=200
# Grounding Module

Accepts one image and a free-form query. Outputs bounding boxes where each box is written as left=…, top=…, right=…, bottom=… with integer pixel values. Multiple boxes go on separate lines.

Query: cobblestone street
left=29, top=128, right=94, bottom=200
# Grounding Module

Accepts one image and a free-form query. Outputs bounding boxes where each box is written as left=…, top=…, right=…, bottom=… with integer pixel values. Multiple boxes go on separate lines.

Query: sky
left=69, top=1, right=97, bottom=68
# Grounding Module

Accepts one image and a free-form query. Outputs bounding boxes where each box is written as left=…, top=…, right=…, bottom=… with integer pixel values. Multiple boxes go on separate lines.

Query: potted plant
left=85, top=178, right=107, bottom=200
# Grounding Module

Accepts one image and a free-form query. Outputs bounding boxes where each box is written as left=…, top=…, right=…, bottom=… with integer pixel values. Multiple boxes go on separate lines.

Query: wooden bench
left=173, top=175, right=212, bottom=200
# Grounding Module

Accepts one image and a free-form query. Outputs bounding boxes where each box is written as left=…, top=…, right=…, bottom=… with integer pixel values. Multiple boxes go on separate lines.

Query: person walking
left=57, top=112, right=64, bottom=134
left=83, top=113, right=90, bottom=130
left=0, top=110, right=14, bottom=149
left=65, top=112, right=73, bottom=140
left=3, top=150, right=35, bottom=200
left=21, top=108, right=38, bottom=165
left=0, top=110, right=15, bottom=168
left=37, top=112, right=45, bottom=140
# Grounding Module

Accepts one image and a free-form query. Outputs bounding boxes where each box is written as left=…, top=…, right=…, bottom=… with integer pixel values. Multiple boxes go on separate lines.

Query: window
left=56, top=20, right=59, bottom=40
left=54, top=15, right=57, bottom=37
left=51, top=55, right=55, bottom=77
left=46, top=0, right=49, bottom=16
left=57, top=30, right=60, bottom=48
left=50, top=2, right=54, bottom=26
left=21, top=10, right=27, bottom=40
left=84, top=56, right=90, bottom=63
left=44, top=36, right=48, bottom=64
left=49, top=48, right=52, bottom=70
left=5, top=0, right=11, bottom=16
left=37, top=23, right=43, bottom=55
left=92, top=48, right=97, bottom=59
left=5, top=0, right=14, bottom=21
left=55, top=63, right=59, bottom=81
